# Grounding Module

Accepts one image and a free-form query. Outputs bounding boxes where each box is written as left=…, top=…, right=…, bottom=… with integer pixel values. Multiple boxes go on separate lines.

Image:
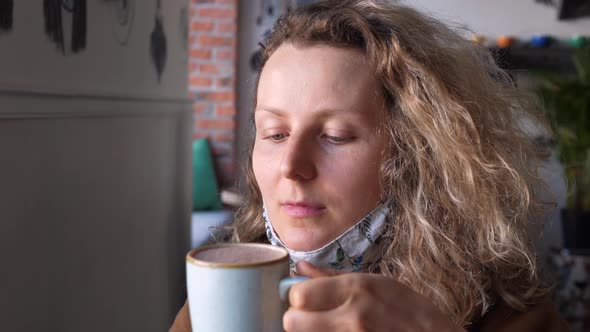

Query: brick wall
left=189, top=0, right=238, bottom=187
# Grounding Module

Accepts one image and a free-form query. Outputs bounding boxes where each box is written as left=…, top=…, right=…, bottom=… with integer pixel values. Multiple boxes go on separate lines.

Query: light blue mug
left=186, top=243, right=307, bottom=332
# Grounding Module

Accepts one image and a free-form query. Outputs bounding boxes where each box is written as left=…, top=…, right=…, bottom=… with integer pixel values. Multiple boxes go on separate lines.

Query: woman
left=172, top=0, right=568, bottom=330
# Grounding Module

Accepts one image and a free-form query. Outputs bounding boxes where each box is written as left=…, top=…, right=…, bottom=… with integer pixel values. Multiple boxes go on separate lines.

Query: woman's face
left=253, top=43, right=387, bottom=251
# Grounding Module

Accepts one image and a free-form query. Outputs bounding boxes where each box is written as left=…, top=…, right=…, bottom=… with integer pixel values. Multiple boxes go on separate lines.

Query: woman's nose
left=280, top=137, right=317, bottom=181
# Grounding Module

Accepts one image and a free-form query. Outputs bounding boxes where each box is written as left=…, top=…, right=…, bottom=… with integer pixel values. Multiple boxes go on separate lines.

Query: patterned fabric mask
left=263, top=203, right=390, bottom=273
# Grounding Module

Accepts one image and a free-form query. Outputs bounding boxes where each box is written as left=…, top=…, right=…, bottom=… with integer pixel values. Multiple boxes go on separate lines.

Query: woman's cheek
left=252, top=152, right=277, bottom=188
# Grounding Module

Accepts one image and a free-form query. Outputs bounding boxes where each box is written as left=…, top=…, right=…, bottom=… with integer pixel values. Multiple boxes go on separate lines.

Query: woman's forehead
left=256, top=43, right=382, bottom=114
left=261, top=43, right=369, bottom=78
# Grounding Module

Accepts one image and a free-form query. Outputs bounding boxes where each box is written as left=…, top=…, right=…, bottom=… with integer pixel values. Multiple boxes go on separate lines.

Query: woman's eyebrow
left=255, top=106, right=356, bottom=117
left=254, top=107, right=285, bottom=115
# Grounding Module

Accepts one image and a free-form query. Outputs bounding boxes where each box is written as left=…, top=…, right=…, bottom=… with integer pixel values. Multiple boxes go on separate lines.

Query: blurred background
left=0, top=0, right=589, bottom=331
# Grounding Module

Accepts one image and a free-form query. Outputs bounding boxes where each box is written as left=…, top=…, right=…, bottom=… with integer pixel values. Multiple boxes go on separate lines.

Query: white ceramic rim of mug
left=186, top=243, right=289, bottom=268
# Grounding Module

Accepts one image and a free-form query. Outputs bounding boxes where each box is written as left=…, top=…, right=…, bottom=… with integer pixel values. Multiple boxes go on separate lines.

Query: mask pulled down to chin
left=263, top=203, right=390, bottom=273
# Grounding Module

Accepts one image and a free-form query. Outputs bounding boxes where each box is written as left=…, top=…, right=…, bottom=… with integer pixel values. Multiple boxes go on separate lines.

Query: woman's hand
left=284, top=261, right=465, bottom=332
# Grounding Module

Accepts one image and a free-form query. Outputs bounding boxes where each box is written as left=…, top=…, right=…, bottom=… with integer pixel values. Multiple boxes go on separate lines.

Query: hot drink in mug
left=186, top=243, right=306, bottom=332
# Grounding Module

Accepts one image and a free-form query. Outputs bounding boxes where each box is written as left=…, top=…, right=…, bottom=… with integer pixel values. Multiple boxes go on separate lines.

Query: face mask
left=263, top=203, right=390, bottom=273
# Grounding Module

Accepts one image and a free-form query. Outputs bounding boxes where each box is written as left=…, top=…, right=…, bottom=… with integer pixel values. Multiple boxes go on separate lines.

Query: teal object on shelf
left=569, top=35, right=588, bottom=48
left=192, top=138, right=223, bottom=211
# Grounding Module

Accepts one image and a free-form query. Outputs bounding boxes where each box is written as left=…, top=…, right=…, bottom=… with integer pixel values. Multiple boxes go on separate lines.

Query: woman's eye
left=268, top=133, right=287, bottom=141
left=323, top=134, right=351, bottom=144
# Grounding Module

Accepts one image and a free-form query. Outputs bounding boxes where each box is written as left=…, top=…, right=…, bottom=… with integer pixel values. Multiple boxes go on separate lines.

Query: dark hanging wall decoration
left=0, top=0, right=14, bottom=32
left=251, top=0, right=293, bottom=71
left=150, top=0, right=167, bottom=83
left=179, top=5, right=188, bottom=53
left=43, top=0, right=87, bottom=54
left=110, top=0, right=134, bottom=46
left=44, top=0, right=65, bottom=52
left=250, top=0, right=312, bottom=71
left=70, top=0, right=86, bottom=52
left=558, top=0, right=590, bottom=19
left=535, top=0, right=590, bottom=20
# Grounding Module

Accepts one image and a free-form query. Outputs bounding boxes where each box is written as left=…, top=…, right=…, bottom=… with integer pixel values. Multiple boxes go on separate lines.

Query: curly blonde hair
left=229, top=0, right=549, bottom=327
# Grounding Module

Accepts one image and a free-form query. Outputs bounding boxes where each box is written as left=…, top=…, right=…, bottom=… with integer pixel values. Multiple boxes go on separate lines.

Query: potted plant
left=536, top=44, right=590, bottom=249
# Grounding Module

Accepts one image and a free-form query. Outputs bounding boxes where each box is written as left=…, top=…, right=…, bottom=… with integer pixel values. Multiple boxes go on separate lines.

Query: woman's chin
left=280, top=234, right=329, bottom=251
left=285, top=243, right=321, bottom=251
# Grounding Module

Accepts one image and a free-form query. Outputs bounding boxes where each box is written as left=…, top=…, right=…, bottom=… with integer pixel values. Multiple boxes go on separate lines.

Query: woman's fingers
left=283, top=296, right=381, bottom=332
left=288, top=273, right=355, bottom=311
left=283, top=307, right=339, bottom=332
left=285, top=272, right=464, bottom=332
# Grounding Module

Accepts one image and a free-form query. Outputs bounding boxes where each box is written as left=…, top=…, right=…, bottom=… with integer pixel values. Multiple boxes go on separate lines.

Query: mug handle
left=278, top=276, right=309, bottom=302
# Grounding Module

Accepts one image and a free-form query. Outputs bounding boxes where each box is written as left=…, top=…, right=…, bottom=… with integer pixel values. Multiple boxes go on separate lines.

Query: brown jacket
left=169, top=298, right=569, bottom=331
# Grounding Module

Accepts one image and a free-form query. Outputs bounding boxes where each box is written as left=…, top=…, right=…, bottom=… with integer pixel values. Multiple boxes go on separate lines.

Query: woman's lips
left=281, top=202, right=326, bottom=217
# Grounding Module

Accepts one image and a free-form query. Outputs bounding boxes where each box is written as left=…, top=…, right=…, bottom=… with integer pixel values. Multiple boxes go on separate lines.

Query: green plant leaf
left=574, top=46, right=590, bottom=84
left=535, top=45, right=590, bottom=210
